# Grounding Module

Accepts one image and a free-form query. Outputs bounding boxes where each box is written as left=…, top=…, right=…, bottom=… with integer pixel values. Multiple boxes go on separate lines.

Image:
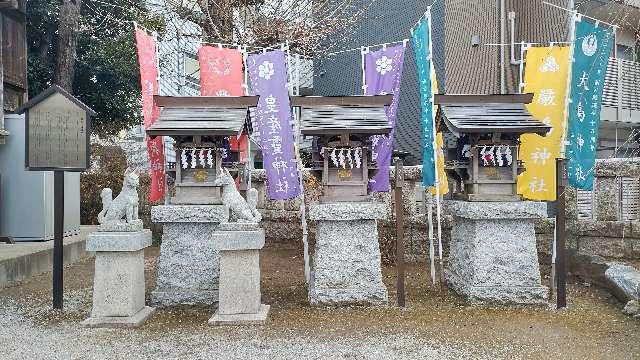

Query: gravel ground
left=1, top=244, right=639, bottom=359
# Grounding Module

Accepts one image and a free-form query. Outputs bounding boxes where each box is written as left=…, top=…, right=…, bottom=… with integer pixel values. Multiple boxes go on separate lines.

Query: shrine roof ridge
left=291, top=95, right=393, bottom=107
left=154, top=95, right=260, bottom=108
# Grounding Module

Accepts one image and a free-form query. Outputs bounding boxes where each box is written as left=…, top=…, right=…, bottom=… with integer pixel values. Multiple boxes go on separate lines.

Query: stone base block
left=208, top=304, right=270, bottom=326
left=445, top=270, right=549, bottom=305
left=445, top=201, right=548, bottom=305
left=151, top=289, right=218, bottom=307
left=309, top=282, right=388, bottom=305
left=308, top=203, right=388, bottom=306
left=82, top=306, right=155, bottom=328
left=151, top=205, right=227, bottom=307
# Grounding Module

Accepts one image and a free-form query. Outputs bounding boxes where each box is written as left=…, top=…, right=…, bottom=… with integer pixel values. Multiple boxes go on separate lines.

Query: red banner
left=199, top=46, right=248, bottom=162
left=198, top=46, right=244, bottom=96
left=135, top=27, right=165, bottom=202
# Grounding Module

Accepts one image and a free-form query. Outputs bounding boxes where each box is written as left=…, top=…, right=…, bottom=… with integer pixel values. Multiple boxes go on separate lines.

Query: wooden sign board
left=16, top=85, right=95, bottom=171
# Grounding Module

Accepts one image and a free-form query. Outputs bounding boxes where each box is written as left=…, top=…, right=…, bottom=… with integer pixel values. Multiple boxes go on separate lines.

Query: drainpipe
left=508, top=11, right=522, bottom=65
left=499, top=0, right=506, bottom=94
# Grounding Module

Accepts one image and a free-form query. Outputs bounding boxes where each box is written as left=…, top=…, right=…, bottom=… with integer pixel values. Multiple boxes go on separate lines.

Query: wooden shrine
left=293, top=95, right=392, bottom=203
left=147, top=96, right=257, bottom=205
left=437, top=94, right=551, bottom=202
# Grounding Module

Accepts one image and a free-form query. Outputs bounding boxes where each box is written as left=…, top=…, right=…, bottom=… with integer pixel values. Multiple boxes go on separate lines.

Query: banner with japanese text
left=198, top=46, right=247, bottom=163
left=248, top=50, right=300, bottom=200
left=412, top=17, right=436, bottom=188
left=364, top=44, right=406, bottom=192
left=517, top=46, right=570, bottom=200
left=566, top=19, right=614, bottom=190
left=135, top=27, right=165, bottom=202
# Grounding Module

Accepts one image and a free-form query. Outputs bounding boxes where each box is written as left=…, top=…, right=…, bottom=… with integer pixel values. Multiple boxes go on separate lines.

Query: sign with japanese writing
left=364, top=44, right=406, bottom=192
left=566, top=19, right=614, bottom=190
left=517, top=46, right=570, bottom=200
left=135, top=27, right=165, bottom=202
left=247, top=50, right=300, bottom=200
left=412, top=16, right=437, bottom=188
left=19, top=86, right=94, bottom=171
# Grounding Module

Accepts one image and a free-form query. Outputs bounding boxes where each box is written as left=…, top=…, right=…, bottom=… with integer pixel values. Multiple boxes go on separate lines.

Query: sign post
left=16, top=85, right=94, bottom=310
left=555, top=158, right=567, bottom=309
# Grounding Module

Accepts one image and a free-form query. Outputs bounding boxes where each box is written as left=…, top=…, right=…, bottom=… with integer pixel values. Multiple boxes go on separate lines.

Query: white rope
left=326, top=39, right=409, bottom=57
left=542, top=1, right=619, bottom=29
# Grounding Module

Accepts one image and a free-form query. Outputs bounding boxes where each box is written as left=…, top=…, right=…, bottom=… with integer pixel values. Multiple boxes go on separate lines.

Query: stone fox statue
left=214, top=168, right=262, bottom=223
left=98, top=168, right=140, bottom=226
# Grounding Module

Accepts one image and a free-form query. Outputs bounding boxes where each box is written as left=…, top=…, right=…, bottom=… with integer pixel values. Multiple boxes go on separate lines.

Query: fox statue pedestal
left=82, top=230, right=154, bottom=328
left=208, top=223, right=269, bottom=326
left=82, top=169, right=154, bottom=328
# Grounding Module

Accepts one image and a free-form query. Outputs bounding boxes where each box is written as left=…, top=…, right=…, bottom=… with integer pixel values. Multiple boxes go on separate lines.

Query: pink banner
left=198, top=46, right=244, bottom=97
left=135, top=27, right=165, bottom=202
left=199, top=45, right=247, bottom=162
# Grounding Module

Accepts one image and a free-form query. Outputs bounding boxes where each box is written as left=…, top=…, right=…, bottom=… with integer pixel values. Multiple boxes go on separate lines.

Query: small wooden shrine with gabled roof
left=437, top=94, right=551, bottom=202
left=147, top=95, right=257, bottom=205
left=293, top=95, right=392, bottom=202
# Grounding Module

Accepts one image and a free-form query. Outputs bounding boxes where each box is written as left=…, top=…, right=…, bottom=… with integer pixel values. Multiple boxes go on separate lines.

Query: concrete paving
left=0, top=226, right=96, bottom=288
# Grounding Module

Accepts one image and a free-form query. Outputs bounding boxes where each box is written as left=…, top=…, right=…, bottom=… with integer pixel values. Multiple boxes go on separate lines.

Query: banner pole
left=427, top=190, right=436, bottom=286
left=426, top=8, right=444, bottom=289
left=559, top=12, right=577, bottom=159
left=286, top=46, right=310, bottom=285
left=242, top=45, right=252, bottom=190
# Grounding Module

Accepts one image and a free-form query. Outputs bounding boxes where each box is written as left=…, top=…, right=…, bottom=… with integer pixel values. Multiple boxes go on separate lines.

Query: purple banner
left=248, top=50, right=300, bottom=200
left=364, top=44, right=406, bottom=192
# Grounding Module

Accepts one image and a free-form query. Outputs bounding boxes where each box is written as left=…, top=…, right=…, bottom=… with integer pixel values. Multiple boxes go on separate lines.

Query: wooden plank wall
left=1, top=1, right=27, bottom=111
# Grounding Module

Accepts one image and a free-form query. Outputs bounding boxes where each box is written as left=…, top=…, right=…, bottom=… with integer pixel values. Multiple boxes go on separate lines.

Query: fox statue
left=97, top=167, right=141, bottom=229
left=213, top=168, right=262, bottom=223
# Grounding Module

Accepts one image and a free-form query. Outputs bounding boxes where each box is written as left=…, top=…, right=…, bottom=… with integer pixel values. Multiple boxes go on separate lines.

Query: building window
left=184, top=52, right=200, bottom=88
left=616, top=44, right=636, bottom=62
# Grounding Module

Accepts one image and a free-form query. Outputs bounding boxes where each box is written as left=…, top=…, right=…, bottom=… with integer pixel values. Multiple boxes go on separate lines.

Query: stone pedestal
left=151, top=205, right=228, bottom=306
left=82, top=230, right=154, bottom=328
left=209, top=223, right=269, bottom=325
left=308, top=202, right=388, bottom=305
left=444, top=201, right=549, bottom=305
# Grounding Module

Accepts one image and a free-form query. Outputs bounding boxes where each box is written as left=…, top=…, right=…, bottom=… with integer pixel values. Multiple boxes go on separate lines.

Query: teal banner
left=566, top=19, right=614, bottom=190
left=412, top=17, right=435, bottom=187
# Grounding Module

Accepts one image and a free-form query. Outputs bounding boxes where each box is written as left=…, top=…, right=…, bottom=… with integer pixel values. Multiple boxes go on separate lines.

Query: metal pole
left=555, top=158, right=567, bottom=309
left=286, top=47, right=310, bottom=284
left=427, top=9, right=445, bottom=288
left=394, top=158, right=405, bottom=307
left=426, top=189, right=436, bottom=286
left=559, top=11, right=577, bottom=159
left=53, top=171, right=65, bottom=310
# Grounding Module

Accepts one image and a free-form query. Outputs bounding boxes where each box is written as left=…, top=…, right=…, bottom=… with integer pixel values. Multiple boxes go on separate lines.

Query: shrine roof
left=147, top=96, right=256, bottom=137
left=295, top=95, right=392, bottom=136
left=436, top=94, right=550, bottom=136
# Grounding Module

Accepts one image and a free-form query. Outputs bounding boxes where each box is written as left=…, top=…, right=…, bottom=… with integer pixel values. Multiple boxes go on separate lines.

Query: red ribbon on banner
left=135, top=27, right=165, bottom=202
left=199, top=46, right=248, bottom=163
